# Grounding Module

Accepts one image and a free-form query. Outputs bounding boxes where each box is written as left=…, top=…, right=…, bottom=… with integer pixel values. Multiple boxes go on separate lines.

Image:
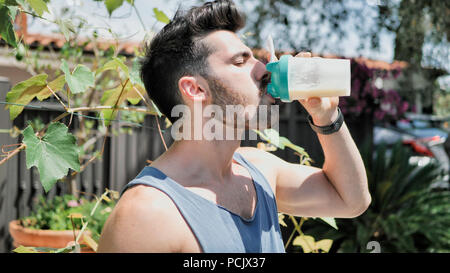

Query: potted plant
left=9, top=190, right=118, bottom=253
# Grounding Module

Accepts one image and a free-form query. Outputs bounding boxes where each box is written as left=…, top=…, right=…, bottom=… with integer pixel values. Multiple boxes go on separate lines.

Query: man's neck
left=152, top=138, right=242, bottom=187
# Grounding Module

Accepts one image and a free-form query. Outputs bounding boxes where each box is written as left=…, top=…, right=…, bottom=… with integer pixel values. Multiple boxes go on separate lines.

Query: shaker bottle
left=265, top=35, right=351, bottom=102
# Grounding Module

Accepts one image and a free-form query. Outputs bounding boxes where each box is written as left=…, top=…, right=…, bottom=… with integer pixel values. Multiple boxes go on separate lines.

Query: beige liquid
left=289, top=89, right=349, bottom=99
left=287, top=57, right=351, bottom=100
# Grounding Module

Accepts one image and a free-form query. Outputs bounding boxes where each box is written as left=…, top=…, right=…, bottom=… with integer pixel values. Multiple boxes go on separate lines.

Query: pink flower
left=67, top=200, right=79, bottom=208
left=401, top=101, right=409, bottom=112
left=375, top=110, right=386, bottom=120
left=352, top=78, right=361, bottom=93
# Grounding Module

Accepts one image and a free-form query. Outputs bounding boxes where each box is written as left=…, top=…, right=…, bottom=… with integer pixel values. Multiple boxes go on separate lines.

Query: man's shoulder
left=235, top=146, right=284, bottom=192
left=119, top=185, right=180, bottom=218
left=236, top=146, right=284, bottom=166
left=97, top=185, right=187, bottom=252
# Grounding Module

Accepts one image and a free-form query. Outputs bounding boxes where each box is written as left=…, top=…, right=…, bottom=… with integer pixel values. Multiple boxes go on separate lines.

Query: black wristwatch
left=307, top=107, right=344, bottom=135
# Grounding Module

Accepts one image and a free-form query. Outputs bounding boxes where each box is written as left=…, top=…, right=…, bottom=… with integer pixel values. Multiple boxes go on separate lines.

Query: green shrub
left=304, top=140, right=450, bottom=252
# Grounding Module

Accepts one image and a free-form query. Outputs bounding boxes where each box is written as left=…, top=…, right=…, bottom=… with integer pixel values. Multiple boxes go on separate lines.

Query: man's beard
left=206, top=74, right=275, bottom=131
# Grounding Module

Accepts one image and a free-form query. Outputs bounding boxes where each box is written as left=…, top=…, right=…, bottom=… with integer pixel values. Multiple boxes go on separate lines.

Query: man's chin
left=259, top=92, right=276, bottom=106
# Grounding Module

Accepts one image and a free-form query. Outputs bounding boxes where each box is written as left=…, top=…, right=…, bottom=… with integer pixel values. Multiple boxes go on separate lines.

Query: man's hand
left=295, top=52, right=340, bottom=126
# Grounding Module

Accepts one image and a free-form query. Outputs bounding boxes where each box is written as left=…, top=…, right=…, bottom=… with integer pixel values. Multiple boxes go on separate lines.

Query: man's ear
left=178, top=76, right=208, bottom=102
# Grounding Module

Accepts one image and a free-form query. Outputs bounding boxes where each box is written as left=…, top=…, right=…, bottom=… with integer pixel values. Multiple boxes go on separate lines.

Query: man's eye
left=235, top=59, right=245, bottom=65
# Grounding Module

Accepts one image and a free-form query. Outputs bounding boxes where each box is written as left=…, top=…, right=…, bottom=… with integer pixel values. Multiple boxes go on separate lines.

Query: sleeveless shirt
left=121, top=152, right=286, bottom=253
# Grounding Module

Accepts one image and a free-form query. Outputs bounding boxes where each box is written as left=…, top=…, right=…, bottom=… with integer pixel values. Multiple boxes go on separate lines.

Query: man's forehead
left=203, top=30, right=250, bottom=59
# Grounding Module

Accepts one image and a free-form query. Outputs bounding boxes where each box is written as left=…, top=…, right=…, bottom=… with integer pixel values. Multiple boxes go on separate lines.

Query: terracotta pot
left=9, top=220, right=95, bottom=253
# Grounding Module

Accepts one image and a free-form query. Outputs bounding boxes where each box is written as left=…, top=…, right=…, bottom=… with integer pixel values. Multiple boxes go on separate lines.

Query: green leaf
left=0, top=6, right=17, bottom=48
left=315, top=239, right=333, bottom=252
left=153, top=8, right=170, bottom=24
left=22, top=122, right=81, bottom=193
left=100, top=81, right=132, bottom=126
left=292, top=235, right=333, bottom=253
left=5, top=74, right=48, bottom=120
left=25, top=0, right=49, bottom=16
left=60, top=59, right=95, bottom=94
left=96, top=56, right=129, bottom=76
left=13, top=245, right=41, bottom=253
left=8, top=5, right=18, bottom=23
left=35, top=75, right=66, bottom=101
left=126, top=84, right=143, bottom=105
left=293, top=235, right=316, bottom=253
left=253, top=128, right=283, bottom=148
left=100, top=81, right=163, bottom=125
left=5, top=74, right=65, bottom=120
left=55, top=18, right=76, bottom=41
left=254, top=128, right=312, bottom=164
left=129, top=57, right=143, bottom=86
left=104, top=0, right=124, bottom=16
left=316, top=217, right=338, bottom=230
left=278, top=213, right=287, bottom=227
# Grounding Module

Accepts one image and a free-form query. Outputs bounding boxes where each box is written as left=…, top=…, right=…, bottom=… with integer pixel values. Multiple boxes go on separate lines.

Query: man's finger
left=295, top=52, right=312, bottom=58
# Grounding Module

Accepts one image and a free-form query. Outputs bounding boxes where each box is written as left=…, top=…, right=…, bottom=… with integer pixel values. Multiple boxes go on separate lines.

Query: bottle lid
left=266, top=55, right=291, bottom=102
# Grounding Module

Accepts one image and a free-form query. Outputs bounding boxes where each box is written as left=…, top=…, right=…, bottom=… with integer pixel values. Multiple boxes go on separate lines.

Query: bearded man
left=97, top=0, right=371, bottom=253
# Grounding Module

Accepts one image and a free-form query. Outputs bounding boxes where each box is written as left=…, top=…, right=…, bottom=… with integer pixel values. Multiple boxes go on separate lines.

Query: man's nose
left=253, top=58, right=270, bottom=83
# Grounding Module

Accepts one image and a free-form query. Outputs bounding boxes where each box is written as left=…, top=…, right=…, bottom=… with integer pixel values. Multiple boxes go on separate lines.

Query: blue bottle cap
left=265, top=55, right=291, bottom=102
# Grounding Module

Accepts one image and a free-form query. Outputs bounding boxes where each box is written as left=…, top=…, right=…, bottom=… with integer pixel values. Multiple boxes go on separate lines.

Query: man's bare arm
left=238, top=135, right=371, bottom=218
left=314, top=117, right=371, bottom=216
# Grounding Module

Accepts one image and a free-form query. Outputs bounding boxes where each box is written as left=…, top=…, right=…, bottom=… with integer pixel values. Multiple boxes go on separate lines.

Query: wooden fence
left=0, top=77, right=372, bottom=252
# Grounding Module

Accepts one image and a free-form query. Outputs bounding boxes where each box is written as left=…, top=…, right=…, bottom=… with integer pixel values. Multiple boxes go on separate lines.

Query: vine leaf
left=25, top=0, right=49, bottom=17
left=60, top=59, right=95, bottom=94
left=313, top=217, right=339, bottom=230
left=5, top=74, right=47, bottom=119
left=293, top=235, right=333, bottom=253
left=153, top=8, right=170, bottom=24
left=99, top=80, right=162, bottom=125
left=129, top=57, right=143, bottom=86
left=35, top=75, right=66, bottom=100
left=278, top=213, right=287, bottom=227
left=104, top=0, right=124, bottom=16
left=22, top=122, right=81, bottom=193
left=97, top=57, right=163, bottom=118
left=12, top=245, right=41, bottom=253
left=253, top=128, right=312, bottom=164
left=55, top=18, right=76, bottom=41
left=100, top=81, right=134, bottom=126
left=0, top=5, right=17, bottom=47
left=5, top=74, right=66, bottom=120
left=96, top=56, right=129, bottom=76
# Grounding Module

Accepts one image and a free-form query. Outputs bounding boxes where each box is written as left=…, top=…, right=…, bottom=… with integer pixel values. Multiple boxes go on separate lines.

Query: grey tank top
left=121, top=152, right=286, bottom=253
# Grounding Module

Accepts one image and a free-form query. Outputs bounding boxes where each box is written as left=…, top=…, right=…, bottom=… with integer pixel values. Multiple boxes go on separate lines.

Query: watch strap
left=307, top=108, right=344, bottom=135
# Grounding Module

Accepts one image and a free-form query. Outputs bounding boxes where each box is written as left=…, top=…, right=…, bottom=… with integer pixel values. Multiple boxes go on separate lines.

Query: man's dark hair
left=140, top=0, right=246, bottom=124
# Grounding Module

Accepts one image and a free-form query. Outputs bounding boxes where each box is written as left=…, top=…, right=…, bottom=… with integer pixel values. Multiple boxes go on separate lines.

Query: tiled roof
left=21, top=33, right=140, bottom=55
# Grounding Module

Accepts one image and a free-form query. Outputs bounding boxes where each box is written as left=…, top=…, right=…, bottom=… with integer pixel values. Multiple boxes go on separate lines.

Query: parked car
left=373, top=113, right=450, bottom=189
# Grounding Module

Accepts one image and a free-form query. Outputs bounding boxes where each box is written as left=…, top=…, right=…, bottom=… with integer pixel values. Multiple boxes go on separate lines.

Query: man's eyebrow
left=230, top=50, right=253, bottom=60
